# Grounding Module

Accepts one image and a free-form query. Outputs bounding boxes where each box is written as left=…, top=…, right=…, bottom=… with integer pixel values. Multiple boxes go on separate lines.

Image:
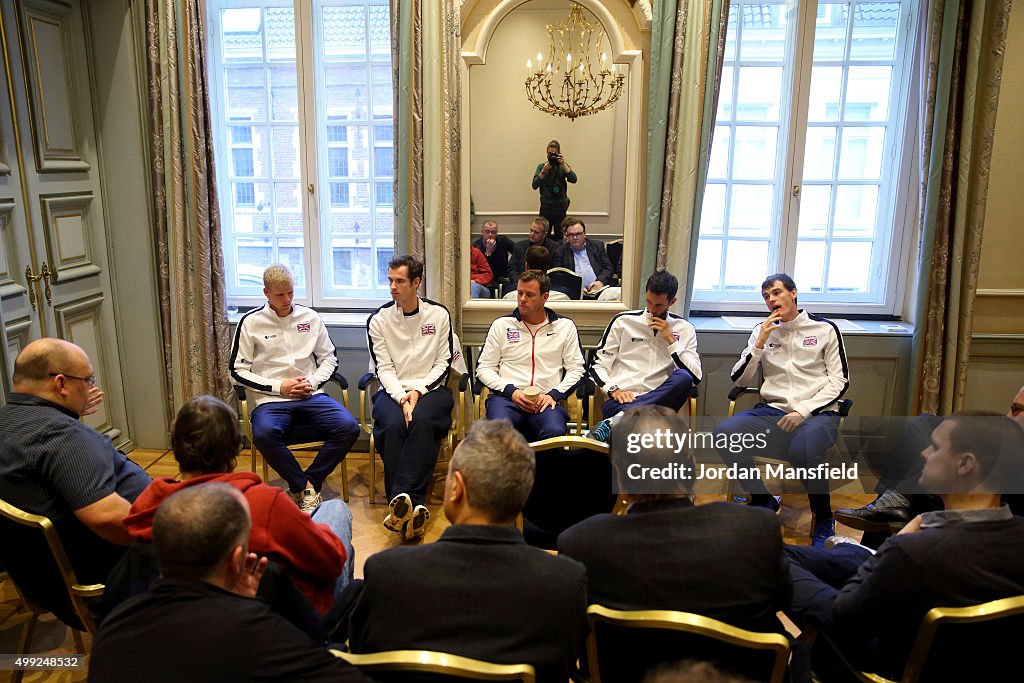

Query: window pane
left=797, top=185, right=831, bottom=237
left=375, top=182, right=393, bottom=205
left=724, top=6, right=738, bottom=61
left=274, top=183, right=304, bottom=234
left=328, top=147, right=350, bottom=177
left=708, top=128, right=730, bottom=179
left=221, top=8, right=263, bottom=62
left=225, top=67, right=267, bottom=119
left=838, top=127, right=884, bottom=180
left=845, top=66, right=892, bottom=121
left=827, top=241, right=871, bottom=291
left=701, top=184, right=726, bottom=236
left=795, top=240, right=826, bottom=292
left=807, top=66, right=842, bottom=123
left=272, top=126, right=300, bottom=178
left=736, top=67, right=783, bottom=122
left=326, top=183, right=372, bottom=233
left=732, top=127, right=777, bottom=180
left=373, top=147, right=393, bottom=176
left=723, top=241, right=770, bottom=290
left=322, top=5, right=367, bottom=60
left=694, top=239, right=723, bottom=291
left=717, top=66, right=733, bottom=120
left=368, top=5, right=390, bottom=56
left=812, top=3, right=849, bottom=61
left=270, top=66, right=298, bottom=121
left=265, top=7, right=296, bottom=61
left=850, top=3, right=899, bottom=61
left=728, top=185, right=773, bottom=237
left=278, top=238, right=306, bottom=286
left=834, top=184, right=878, bottom=237
left=739, top=4, right=790, bottom=62
left=373, top=123, right=392, bottom=143
left=324, top=65, right=369, bottom=121
left=803, top=127, right=836, bottom=180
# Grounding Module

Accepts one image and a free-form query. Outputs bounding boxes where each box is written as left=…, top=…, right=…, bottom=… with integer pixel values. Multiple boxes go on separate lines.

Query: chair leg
left=251, top=445, right=259, bottom=474
left=263, top=456, right=270, bottom=486
left=340, top=458, right=349, bottom=503
left=72, top=628, right=85, bottom=653
left=9, top=611, right=38, bottom=683
left=369, top=433, right=377, bottom=505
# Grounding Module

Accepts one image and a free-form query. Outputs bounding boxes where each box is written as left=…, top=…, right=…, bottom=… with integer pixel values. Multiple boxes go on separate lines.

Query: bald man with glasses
left=0, top=338, right=150, bottom=587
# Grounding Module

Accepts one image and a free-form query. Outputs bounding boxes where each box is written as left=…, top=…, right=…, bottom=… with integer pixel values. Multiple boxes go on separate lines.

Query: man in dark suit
left=349, top=419, right=588, bottom=683
left=784, top=413, right=1024, bottom=680
left=558, top=405, right=791, bottom=634
left=552, top=217, right=614, bottom=296
left=509, top=217, right=560, bottom=281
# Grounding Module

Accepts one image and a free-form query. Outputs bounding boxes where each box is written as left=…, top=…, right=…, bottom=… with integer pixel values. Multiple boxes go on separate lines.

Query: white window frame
left=692, top=0, right=919, bottom=317
left=207, top=0, right=395, bottom=310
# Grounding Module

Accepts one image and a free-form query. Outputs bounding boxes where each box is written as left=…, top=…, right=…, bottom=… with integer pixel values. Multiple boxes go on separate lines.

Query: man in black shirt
left=90, top=483, right=370, bottom=683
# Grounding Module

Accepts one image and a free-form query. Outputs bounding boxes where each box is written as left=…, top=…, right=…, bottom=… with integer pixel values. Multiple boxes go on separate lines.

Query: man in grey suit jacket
left=349, top=419, right=587, bottom=683
left=552, top=217, right=614, bottom=294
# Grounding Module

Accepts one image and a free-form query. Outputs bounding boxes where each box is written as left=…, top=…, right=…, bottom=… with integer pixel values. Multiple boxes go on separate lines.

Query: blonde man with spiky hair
left=229, top=264, right=359, bottom=514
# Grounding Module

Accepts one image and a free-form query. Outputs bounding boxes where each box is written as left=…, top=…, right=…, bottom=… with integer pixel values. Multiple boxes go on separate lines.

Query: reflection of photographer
left=532, top=140, right=577, bottom=241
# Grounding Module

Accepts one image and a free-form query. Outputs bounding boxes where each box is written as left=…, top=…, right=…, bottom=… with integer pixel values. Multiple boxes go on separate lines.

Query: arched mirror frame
left=459, top=0, right=651, bottom=338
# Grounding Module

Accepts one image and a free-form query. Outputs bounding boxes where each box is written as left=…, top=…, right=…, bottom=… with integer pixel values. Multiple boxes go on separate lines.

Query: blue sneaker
left=586, top=419, right=612, bottom=443
left=811, top=517, right=836, bottom=548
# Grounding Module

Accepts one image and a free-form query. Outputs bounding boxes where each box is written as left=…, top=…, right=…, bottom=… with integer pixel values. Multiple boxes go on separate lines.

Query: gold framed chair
left=585, top=604, right=790, bottom=683
left=331, top=649, right=536, bottom=682
left=818, top=595, right=1024, bottom=683
left=725, top=386, right=853, bottom=499
left=235, top=370, right=351, bottom=502
left=546, top=267, right=583, bottom=300
left=0, top=498, right=104, bottom=674
left=357, top=370, right=469, bottom=505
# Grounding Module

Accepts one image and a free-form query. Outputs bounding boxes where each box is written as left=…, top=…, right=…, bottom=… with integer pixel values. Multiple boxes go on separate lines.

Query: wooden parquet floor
left=0, top=446, right=876, bottom=682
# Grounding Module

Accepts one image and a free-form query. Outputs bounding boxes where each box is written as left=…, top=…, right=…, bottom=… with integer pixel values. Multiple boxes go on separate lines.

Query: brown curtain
left=391, top=0, right=461, bottom=331
left=146, top=0, right=233, bottom=421
left=912, top=0, right=1013, bottom=414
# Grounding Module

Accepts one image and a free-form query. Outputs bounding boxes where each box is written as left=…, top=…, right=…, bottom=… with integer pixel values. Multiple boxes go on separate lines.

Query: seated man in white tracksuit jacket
left=587, top=270, right=702, bottom=442
left=476, top=270, right=585, bottom=442
left=713, top=273, right=850, bottom=548
left=230, top=264, right=360, bottom=514
left=367, top=255, right=454, bottom=541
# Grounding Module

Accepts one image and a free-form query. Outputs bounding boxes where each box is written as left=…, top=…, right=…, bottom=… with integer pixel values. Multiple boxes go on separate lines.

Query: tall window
left=207, top=0, right=394, bottom=304
left=693, top=1, right=917, bottom=314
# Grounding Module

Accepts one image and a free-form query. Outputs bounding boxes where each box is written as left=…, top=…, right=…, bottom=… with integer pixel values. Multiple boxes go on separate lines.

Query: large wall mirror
left=460, top=0, right=649, bottom=334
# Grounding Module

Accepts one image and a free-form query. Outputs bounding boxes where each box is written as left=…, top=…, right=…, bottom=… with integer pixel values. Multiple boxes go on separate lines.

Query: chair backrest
left=522, top=437, right=616, bottom=546
left=585, top=604, right=790, bottom=683
left=606, top=239, right=623, bottom=275
left=0, top=498, right=103, bottom=633
left=546, top=267, right=583, bottom=300
left=901, top=595, right=1024, bottom=682
left=332, top=649, right=536, bottom=682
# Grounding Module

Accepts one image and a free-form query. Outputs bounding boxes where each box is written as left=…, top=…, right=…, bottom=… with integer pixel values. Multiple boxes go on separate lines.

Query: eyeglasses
left=1011, top=404, right=1024, bottom=416
left=49, top=372, right=96, bottom=387
left=566, top=231, right=585, bottom=238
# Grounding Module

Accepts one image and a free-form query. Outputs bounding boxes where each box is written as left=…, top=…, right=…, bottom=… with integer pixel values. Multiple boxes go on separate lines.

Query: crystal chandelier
left=524, top=3, right=625, bottom=121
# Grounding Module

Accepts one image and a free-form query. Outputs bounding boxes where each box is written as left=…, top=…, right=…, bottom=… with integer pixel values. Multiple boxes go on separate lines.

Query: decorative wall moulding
left=18, top=0, right=91, bottom=173
left=38, top=191, right=97, bottom=281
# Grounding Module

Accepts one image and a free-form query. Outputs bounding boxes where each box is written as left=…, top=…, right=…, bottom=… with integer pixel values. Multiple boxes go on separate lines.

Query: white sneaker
left=299, top=488, right=322, bottom=515
left=383, top=493, right=413, bottom=533
left=402, top=505, right=430, bottom=541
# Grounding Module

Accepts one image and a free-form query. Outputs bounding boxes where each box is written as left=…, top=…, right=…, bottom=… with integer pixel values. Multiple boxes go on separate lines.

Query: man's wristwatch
left=607, top=385, right=619, bottom=394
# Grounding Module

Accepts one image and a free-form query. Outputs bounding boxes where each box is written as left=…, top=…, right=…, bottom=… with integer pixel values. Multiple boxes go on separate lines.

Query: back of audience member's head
left=643, top=660, right=755, bottom=683
left=263, top=263, right=294, bottom=289
left=172, top=395, right=242, bottom=475
left=614, top=405, right=695, bottom=500
left=153, top=483, right=251, bottom=582
left=12, top=338, right=81, bottom=387
left=646, top=270, right=679, bottom=301
left=449, top=419, right=535, bottom=523
left=519, top=269, right=551, bottom=295
left=942, top=411, right=1024, bottom=494
left=525, top=245, right=552, bottom=271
